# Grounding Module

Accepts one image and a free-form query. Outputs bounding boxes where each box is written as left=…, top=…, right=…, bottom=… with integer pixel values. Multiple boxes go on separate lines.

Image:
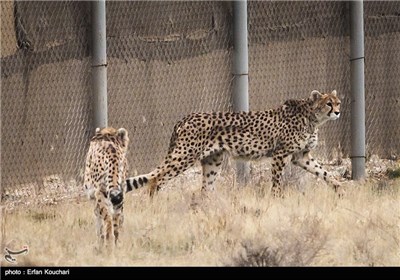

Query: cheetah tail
left=126, top=175, right=149, bottom=192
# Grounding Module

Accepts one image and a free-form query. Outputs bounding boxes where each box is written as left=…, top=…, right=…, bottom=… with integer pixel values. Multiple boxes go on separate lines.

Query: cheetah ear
left=117, top=128, right=129, bottom=142
left=95, top=127, right=101, bottom=133
left=331, top=90, right=337, bottom=96
left=310, top=90, right=322, bottom=102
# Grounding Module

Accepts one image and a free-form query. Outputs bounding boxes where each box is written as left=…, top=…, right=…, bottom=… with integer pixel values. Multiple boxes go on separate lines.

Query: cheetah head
left=310, top=90, right=341, bottom=124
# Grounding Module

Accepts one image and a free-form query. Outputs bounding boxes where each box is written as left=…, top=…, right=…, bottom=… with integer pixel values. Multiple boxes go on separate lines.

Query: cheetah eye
left=326, top=102, right=332, bottom=107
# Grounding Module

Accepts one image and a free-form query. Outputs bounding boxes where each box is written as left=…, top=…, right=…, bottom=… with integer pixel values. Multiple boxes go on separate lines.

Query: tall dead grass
left=1, top=177, right=399, bottom=266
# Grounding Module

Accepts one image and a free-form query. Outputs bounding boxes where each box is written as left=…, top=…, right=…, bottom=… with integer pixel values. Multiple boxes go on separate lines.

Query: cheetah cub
left=84, top=127, right=131, bottom=248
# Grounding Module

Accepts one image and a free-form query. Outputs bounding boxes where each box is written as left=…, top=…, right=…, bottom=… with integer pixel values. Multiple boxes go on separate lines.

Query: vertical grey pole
left=91, top=0, right=108, bottom=129
left=233, top=0, right=250, bottom=185
left=349, top=0, right=366, bottom=180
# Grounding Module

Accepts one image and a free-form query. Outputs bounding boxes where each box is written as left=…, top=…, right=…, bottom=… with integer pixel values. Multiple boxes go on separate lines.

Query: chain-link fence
left=1, top=1, right=92, bottom=204
left=248, top=1, right=400, bottom=160
left=248, top=1, right=350, bottom=160
left=106, top=1, right=233, bottom=174
left=364, top=2, right=400, bottom=158
left=1, top=1, right=399, bottom=204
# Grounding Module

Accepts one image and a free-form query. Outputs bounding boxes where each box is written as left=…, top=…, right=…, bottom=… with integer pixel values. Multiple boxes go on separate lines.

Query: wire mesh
left=106, top=1, right=232, bottom=174
left=1, top=1, right=91, bottom=205
left=248, top=1, right=350, bottom=160
left=364, top=2, right=400, bottom=159
left=1, top=1, right=399, bottom=205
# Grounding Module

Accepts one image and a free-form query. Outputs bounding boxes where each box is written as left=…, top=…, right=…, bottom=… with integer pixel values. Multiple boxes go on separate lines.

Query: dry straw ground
left=1, top=165, right=399, bottom=267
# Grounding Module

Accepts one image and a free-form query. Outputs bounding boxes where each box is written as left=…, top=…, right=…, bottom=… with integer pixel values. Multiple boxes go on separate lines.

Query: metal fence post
left=91, top=0, right=108, bottom=129
left=233, top=0, right=250, bottom=185
left=349, top=0, right=366, bottom=180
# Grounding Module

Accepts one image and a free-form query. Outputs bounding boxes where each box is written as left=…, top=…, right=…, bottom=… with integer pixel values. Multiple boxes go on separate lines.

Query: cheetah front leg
left=271, top=153, right=291, bottom=198
left=200, top=152, right=224, bottom=191
left=291, top=151, right=344, bottom=195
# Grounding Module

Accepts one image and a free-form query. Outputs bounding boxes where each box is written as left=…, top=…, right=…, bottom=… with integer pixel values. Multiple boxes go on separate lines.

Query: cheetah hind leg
left=200, top=152, right=224, bottom=192
left=146, top=151, right=198, bottom=197
left=148, top=177, right=159, bottom=197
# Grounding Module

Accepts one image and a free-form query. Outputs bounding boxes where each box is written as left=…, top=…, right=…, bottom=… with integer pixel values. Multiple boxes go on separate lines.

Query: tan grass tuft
left=1, top=176, right=399, bottom=266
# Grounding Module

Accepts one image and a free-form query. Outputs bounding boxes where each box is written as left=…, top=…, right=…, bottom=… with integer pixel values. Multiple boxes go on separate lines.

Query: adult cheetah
left=127, top=90, right=343, bottom=197
left=84, top=127, right=131, bottom=248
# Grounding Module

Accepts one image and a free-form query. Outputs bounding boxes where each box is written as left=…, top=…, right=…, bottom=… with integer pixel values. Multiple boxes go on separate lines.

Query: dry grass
left=1, top=176, right=399, bottom=267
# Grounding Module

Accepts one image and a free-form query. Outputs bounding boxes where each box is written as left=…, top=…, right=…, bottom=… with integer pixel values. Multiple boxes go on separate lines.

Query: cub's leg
left=112, top=209, right=124, bottom=245
left=94, top=190, right=114, bottom=248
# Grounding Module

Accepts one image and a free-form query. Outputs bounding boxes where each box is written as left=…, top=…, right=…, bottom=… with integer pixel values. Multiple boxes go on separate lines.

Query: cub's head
left=94, top=127, right=129, bottom=149
left=310, top=90, right=341, bottom=124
